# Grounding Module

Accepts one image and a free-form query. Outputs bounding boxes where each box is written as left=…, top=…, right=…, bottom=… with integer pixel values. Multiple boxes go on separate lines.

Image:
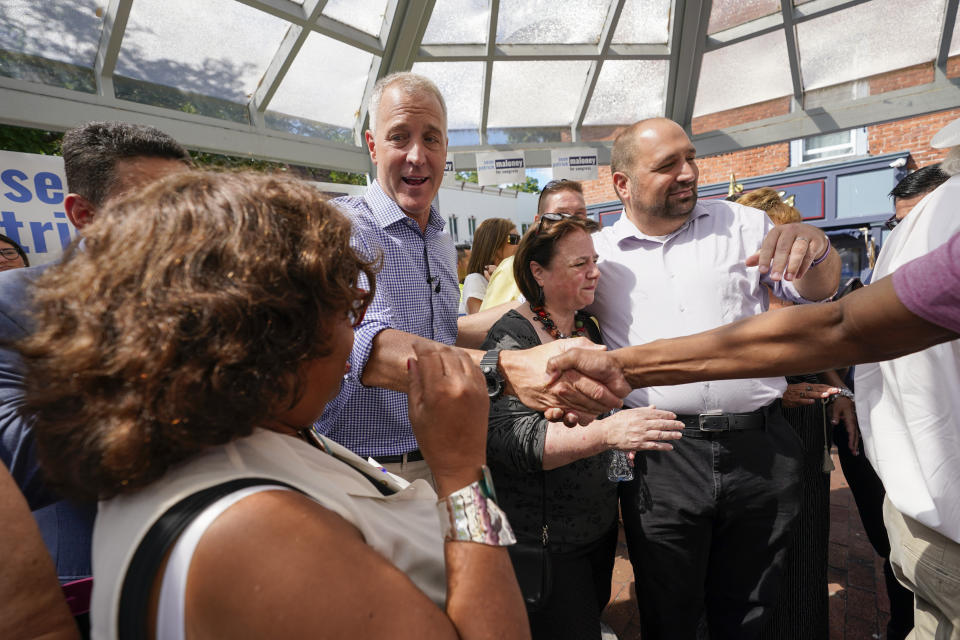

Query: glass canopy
left=0, top=0, right=958, bottom=173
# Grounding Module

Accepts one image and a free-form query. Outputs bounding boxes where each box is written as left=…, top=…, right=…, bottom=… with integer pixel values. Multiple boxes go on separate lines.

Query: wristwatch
left=480, top=348, right=504, bottom=400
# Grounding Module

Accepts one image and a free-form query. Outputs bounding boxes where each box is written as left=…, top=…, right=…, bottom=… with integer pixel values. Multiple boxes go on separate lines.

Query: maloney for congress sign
left=551, top=148, right=599, bottom=181
left=476, top=151, right=526, bottom=186
left=1, top=150, right=75, bottom=266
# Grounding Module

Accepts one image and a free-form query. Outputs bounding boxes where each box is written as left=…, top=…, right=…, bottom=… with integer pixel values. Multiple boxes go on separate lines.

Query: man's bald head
left=610, top=118, right=699, bottom=234
left=610, top=118, right=688, bottom=177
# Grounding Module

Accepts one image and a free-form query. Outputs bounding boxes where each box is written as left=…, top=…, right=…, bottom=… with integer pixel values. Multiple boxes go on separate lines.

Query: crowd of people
left=1, top=70, right=958, bottom=640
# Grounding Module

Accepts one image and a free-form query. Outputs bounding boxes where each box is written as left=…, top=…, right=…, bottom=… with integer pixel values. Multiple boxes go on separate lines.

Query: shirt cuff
left=348, top=318, right=392, bottom=386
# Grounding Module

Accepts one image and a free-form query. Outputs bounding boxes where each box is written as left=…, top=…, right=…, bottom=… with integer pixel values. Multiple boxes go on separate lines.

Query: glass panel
left=322, top=0, right=389, bottom=37
left=411, top=61, right=484, bottom=131
left=114, top=76, right=249, bottom=123
left=264, top=111, right=353, bottom=144
left=708, top=0, right=780, bottom=34
left=0, top=0, right=103, bottom=67
left=836, top=168, right=896, bottom=219
left=796, top=0, right=945, bottom=91
left=0, top=0, right=102, bottom=90
left=487, top=127, right=566, bottom=144
left=449, top=129, right=481, bottom=146
left=487, top=61, right=591, bottom=127
left=269, top=32, right=376, bottom=130
left=118, top=0, right=289, bottom=104
left=611, top=0, right=671, bottom=44
left=583, top=60, right=667, bottom=125
left=951, top=7, right=960, bottom=56
left=693, top=30, right=793, bottom=117
left=422, top=0, right=490, bottom=44
left=496, top=0, right=611, bottom=44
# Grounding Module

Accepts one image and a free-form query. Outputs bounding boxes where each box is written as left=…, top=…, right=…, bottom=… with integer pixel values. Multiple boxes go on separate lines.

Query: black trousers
left=620, top=404, right=802, bottom=640
left=527, top=524, right=618, bottom=640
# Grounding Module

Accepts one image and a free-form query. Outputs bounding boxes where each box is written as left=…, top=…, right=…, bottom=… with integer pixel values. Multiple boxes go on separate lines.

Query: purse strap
left=118, top=477, right=298, bottom=639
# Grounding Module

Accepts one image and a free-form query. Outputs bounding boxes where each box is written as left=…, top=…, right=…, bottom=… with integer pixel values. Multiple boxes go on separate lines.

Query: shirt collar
left=611, top=201, right=710, bottom=245
left=363, top=180, right=445, bottom=233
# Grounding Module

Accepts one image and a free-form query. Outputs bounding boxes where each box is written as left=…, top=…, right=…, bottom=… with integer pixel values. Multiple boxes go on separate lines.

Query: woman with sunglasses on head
left=460, top=218, right=519, bottom=315
left=19, top=171, right=529, bottom=640
left=480, top=216, right=684, bottom=639
left=0, top=234, right=29, bottom=271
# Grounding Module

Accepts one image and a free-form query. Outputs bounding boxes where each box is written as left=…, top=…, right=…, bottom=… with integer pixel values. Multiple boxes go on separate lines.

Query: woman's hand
left=602, top=406, right=684, bottom=452
left=781, top=383, right=839, bottom=408
left=407, top=342, right=488, bottom=497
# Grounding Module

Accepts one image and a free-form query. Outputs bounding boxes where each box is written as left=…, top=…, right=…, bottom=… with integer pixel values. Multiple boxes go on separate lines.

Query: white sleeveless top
left=90, top=429, right=447, bottom=639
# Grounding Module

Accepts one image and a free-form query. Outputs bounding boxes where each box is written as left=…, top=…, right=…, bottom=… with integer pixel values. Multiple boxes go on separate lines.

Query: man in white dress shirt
left=587, top=118, right=840, bottom=638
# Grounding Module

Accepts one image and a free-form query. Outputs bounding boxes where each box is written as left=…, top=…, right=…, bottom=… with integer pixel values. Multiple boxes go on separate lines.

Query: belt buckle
left=698, top=412, right=729, bottom=432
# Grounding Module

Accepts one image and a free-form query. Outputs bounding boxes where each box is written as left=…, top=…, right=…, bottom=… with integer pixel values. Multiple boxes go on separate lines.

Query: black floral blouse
left=481, top=309, right=618, bottom=551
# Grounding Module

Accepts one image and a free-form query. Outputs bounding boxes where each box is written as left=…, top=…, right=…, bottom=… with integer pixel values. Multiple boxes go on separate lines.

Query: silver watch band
left=437, top=481, right=517, bottom=546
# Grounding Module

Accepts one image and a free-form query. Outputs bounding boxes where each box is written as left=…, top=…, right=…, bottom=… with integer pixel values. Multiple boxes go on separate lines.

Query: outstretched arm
left=547, top=274, right=956, bottom=391
left=362, top=329, right=626, bottom=424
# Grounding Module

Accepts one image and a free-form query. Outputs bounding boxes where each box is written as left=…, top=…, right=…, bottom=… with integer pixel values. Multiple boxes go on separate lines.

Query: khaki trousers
left=884, top=496, right=960, bottom=639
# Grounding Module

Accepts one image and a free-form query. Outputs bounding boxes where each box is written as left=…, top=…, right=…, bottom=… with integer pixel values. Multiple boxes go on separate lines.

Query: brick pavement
left=603, top=451, right=896, bottom=640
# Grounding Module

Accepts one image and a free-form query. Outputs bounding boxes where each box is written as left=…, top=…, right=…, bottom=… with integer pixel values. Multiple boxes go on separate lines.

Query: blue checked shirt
left=314, top=181, right=459, bottom=457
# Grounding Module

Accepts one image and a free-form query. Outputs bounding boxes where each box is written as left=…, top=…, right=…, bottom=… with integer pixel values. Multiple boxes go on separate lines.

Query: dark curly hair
left=19, top=171, right=375, bottom=501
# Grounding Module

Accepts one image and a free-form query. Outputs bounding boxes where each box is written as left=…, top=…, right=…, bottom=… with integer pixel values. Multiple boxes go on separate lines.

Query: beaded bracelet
left=811, top=241, right=832, bottom=267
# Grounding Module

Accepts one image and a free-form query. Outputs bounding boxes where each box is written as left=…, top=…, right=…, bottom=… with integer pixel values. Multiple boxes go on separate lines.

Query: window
left=468, top=216, right=477, bottom=237
left=447, top=215, right=459, bottom=242
left=790, top=127, right=867, bottom=166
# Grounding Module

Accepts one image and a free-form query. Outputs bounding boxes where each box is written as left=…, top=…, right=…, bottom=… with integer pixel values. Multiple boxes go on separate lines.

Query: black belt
left=376, top=449, right=424, bottom=463
left=676, top=408, right=766, bottom=435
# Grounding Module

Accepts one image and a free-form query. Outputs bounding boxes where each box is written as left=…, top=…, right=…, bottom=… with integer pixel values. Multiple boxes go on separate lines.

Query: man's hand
left=746, top=222, right=831, bottom=282
left=830, top=396, right=860, bottom=456
left=499, top=338, right=628, bottom=426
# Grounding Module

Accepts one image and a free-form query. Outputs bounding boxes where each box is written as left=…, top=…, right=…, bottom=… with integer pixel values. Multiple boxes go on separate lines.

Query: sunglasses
left=506, top=233, right=520, bottom=245
left=883, top=214, right=900, bottom=231
left=535, top=212, right=574, bottom=235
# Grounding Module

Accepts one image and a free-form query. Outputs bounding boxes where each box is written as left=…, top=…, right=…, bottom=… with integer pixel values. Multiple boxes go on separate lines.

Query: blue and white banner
left=551, top=147, right=599, bottom=181
left=476, top=151, right=526, bottom=186
left=1, top=151, right=75, bottom=266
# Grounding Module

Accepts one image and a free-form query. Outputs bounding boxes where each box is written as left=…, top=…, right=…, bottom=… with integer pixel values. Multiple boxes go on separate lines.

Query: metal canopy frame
left=0, top=0, right=958, bottom=173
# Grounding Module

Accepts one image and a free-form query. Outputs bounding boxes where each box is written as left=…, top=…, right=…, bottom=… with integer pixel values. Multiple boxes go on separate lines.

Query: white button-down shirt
left=856, top=175, right=960, bottom=542
left=589, top=198, right=814, bottom=415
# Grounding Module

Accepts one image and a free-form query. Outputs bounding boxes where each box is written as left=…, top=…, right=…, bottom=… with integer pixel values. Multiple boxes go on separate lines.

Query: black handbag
left=507, top=472, right=552, bottom=611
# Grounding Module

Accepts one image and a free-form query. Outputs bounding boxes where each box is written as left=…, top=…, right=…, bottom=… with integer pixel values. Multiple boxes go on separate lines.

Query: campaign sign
left=552, top=148, right=599, bottom=181
left=0, top=151, right=75, bottom=266
left=445, top=153, right=456, bottom=177
left=476, top=151, right=526, bottom=186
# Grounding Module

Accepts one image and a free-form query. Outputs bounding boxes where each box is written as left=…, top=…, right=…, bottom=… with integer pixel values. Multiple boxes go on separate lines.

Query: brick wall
left=868, top=107, right=960, bottom=169
left=579, top=59, right=960, bottom=206
left=691, top=96, right=791, bottom=135
left=696, top=143, right=791, bottom=187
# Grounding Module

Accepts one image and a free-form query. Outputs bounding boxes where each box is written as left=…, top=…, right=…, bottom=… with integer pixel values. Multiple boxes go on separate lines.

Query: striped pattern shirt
left=313, top=181, right=458, bottom=457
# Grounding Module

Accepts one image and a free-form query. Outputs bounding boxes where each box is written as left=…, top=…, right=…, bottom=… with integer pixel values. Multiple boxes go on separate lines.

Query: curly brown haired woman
left=20, top=171, right=528, bottom=640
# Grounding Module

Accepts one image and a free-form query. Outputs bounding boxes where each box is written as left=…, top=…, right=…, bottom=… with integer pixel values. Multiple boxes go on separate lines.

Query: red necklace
left=529, top=304, right=586, bottom=340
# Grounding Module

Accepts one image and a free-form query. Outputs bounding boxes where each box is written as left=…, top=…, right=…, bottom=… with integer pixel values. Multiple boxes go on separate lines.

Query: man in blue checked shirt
left=314, top=72, right=626, bottom=485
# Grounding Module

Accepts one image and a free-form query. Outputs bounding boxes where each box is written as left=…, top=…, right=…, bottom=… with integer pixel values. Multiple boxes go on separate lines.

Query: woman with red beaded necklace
left=480, top=214, right=685, bottom=639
